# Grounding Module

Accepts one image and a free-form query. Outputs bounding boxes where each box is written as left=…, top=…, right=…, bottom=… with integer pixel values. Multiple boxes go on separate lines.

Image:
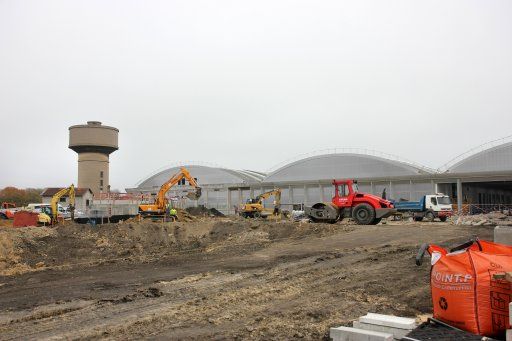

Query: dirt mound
left=0, top=221, right=209, bottom=276
left=0, top=219, right=351, bottom=276
left=175, top=208, right=196, bottom=222
left=209, top=208, right=224, bottom=217
left=0, top=227, right=56, bottom=276
left=207, top=220, right=354, bottom=244
left=186, top=206, right=225, bottom=217
left=0, top=220, right=13, bottom=228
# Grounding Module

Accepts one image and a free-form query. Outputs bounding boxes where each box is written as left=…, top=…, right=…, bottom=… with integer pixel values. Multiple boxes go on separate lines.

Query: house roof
left=41, top=188, right=93, bottom=197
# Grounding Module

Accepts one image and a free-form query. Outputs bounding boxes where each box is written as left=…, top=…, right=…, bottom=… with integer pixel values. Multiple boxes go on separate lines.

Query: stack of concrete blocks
left=330, top=313, right=416, bottom=341
left=495, top=226, right=512, bottom=246
left=330, top=327, right=393, bottom=341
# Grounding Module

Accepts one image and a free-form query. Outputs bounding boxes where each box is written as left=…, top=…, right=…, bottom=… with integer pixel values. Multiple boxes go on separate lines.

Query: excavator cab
left=41, top=206, right=52, bottom=216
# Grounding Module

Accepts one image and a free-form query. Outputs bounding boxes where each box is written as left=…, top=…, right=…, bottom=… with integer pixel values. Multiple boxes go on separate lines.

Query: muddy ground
left=0, top=218, right=493, bottom=340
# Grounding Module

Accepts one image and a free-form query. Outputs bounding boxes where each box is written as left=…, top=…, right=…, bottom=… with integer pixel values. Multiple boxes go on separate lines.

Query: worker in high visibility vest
left=166, top=203, right=178, bottom=221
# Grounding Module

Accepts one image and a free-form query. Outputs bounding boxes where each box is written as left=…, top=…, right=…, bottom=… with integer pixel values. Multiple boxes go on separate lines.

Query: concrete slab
left=330, top=326, right=393, bottom=341
left=495, top=226, right=512, bottom=246
left=353, top=321, right=411, bottom=340
left=506, top=329, right=511, bottom=341
left=510, top=302, right=512, bottom=325
left=358, top=313, right=416, bottom=330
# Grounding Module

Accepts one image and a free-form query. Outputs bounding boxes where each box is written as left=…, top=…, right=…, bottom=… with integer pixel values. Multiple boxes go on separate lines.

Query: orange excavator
left=138, top=167, right=201, bottom=216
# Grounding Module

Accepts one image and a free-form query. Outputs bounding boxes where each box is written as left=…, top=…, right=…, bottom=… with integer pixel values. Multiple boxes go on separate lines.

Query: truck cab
left=425, top=195, right=452, bottom=212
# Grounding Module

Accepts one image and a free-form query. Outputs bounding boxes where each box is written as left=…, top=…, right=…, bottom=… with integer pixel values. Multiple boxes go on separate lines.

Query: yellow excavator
left=240, top=189, right=282, bottom=218
left=47, top=184, right=75, bottom=225
left=139, top=167, right=201, bottom=216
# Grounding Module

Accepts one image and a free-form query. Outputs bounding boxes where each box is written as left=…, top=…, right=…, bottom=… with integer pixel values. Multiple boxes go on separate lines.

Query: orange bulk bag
left=417, top=239, right=512, bottom=338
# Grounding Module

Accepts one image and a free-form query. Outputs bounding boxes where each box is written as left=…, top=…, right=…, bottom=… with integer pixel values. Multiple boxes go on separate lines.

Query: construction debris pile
left=454, top=211, right=512, bottom=226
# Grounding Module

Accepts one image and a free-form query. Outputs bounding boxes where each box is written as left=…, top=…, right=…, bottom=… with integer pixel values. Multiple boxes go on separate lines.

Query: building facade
left=127, top=139, right=512, bottom=215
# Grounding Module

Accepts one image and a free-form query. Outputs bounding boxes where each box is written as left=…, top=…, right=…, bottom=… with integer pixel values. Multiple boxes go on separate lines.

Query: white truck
left=393, top=194, right=453, bottom=222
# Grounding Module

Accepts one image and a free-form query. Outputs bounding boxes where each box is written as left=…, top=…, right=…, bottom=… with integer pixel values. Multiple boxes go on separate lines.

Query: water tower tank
left=69, top=121, right=119, bottom=194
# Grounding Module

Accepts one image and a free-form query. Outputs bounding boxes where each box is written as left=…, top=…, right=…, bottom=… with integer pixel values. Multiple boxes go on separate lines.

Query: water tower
left=69, top=121, right=119, bottom=194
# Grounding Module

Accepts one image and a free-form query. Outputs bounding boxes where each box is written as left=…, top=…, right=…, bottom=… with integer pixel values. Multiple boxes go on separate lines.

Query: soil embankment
left=0, top=219, right=493, bottom=339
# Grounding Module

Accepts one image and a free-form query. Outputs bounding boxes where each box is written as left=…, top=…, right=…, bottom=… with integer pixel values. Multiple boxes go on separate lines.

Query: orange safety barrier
left=417, top=239, right=512, bottom=338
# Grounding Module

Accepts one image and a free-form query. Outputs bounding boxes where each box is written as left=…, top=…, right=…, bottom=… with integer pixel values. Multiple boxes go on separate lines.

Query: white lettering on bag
left=432, top=269, right=473, bottom=283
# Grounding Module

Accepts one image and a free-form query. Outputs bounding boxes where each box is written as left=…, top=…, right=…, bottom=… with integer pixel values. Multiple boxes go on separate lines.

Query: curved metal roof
left=444, top=139, right=512, bottom=174
left=263, top=152, right=432, bottom=183
left=136, top=164, right=265, bottom=189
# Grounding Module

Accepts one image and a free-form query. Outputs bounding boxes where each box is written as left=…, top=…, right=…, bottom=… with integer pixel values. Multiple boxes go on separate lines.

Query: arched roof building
left=263, top=153, right=432, bottom=183
left=127, top=138, right=512, bottom=215
left=446, top=141, right=512, bottom=174
left=129, top=164, right=265, bottom=193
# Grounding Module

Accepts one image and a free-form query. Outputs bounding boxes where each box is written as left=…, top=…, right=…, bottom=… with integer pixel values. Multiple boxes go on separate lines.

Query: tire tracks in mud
left=0, top=247, right=377, bottom=339
left=0, top=245, right=426, bottom=339
left=0, top=224, right=493, bottom=340
left=0, top=274, right=237, bottom=340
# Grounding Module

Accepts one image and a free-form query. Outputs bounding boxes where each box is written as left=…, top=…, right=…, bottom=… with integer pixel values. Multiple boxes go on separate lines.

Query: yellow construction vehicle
left=139, top=167, right=201, bottom=216
left=48, top=185, right=75, bottom=225
left=38, top=212, right=52, bottom=225
left=240, top=189, right=282, bottom=218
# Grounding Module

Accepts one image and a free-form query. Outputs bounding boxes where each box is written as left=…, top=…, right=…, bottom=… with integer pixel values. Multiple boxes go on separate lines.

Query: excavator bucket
left=186, top=187, right=202, bottom=200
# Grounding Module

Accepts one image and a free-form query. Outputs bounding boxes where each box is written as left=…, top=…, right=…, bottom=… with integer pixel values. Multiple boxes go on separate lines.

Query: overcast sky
left=1, top=0, right=511, bottom=190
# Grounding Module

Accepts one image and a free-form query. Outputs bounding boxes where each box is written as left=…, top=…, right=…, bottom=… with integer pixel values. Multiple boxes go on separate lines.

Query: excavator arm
left=179, top=167, right=202, bottom=200
left=154, top=167, right=202, bottom=210
left=50, top=184, right=75, bottom=225
left=256, top=189, right=281, bottom=205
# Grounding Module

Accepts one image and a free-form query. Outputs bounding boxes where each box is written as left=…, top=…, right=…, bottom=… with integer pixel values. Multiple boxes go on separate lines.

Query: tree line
left=0, top=187, right=43, bottom=207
